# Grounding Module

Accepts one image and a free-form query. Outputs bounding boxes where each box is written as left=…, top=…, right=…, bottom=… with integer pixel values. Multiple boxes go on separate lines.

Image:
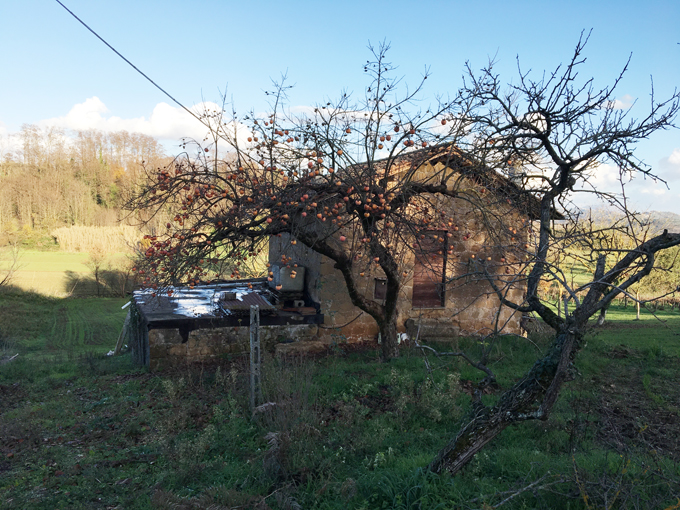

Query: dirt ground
left=591, top=350, right=680, bottom=460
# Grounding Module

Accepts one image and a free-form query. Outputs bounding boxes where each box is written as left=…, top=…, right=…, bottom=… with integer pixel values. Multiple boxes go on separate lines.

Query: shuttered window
left=412, top=231, right=447, bottom=308
left=374, top=278, right=387, bottom=300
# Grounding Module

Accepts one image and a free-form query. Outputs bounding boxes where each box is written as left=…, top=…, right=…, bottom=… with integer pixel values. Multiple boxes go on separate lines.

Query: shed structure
left=129, top=279, right=323, bottom=369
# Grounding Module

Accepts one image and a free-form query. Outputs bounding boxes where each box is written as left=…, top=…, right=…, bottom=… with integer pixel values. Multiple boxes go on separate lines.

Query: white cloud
left=0, top=121, right=21, bottom=158
left=37, top=97, right=216, bottom=143
left=659, top=148, right=680, bottom=181
left=670, top=149, right=680, bottom=165
left=670, top=149, right=680, bottom=166
left=640, top=187, right=667, bottom=196
left=608, top=94, right=634, bottom=110
left=583, top=162, right=621, bottom=188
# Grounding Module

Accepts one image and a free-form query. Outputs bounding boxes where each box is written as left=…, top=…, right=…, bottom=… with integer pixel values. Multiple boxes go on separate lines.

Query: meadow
left=0, top=227, right=137, bottom=298
left=1, top=250, right=91, bottom=297
left=1, top=287, right=679, bottom=509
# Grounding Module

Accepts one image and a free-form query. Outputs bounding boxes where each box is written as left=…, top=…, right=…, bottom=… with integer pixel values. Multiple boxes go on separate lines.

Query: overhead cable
left=54, top=0, right=208, bottom=131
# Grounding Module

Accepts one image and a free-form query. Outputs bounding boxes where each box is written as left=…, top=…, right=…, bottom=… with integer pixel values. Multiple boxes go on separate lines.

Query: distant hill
left=646, top=211, right=680, bottom=234
left=581, top=208, right=680, bottom=235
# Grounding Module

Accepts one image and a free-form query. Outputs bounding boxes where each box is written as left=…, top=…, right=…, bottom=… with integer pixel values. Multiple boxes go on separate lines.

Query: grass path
left=47, top=298, right=128, bottom=352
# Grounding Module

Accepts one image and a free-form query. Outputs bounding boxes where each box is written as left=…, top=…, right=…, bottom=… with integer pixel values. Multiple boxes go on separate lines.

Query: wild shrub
left=177, top=424, right=218, bottom=466
left=388, top=368, right=462, bottom=424
left=162, top=376, right=187, bottom=402
left=251, top=356, right=331, bottom=484
left=0, top=328, right=17, bottom=358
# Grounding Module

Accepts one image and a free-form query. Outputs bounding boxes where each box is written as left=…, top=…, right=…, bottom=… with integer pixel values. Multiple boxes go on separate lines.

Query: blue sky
left=1, top=0, right=679, bottom=213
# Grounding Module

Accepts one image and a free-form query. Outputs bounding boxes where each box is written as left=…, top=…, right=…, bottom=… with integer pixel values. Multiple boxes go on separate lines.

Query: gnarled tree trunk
left=429, top=329, right=582, bottom=474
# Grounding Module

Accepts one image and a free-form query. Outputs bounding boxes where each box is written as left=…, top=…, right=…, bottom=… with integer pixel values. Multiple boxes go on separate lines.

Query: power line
left=54, top=0, right=208, bottom=131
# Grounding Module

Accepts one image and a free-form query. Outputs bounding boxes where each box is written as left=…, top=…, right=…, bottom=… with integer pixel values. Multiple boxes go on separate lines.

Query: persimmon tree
left=129, top=36, right=680, bottom=474
left=127, top=43, right=513, bottom=361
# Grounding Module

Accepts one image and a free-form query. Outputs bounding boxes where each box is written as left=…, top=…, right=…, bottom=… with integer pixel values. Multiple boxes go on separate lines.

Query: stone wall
left=148, top=323, right=318, bottom=370
left=312, top=168, right=529, bottom=343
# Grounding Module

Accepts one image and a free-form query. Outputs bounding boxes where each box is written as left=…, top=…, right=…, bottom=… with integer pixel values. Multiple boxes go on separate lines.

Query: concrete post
left=249, top=305, right=262, bottom=411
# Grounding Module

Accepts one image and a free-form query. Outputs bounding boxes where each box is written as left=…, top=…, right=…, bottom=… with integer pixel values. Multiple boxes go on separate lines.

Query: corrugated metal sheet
left=218, top=291, right=274, bottom=313
left=133, top=279, right=276, bottom=320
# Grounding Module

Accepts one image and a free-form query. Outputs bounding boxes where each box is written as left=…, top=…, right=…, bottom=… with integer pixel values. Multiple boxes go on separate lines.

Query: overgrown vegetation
left=2, top=290, right=679, bottom=509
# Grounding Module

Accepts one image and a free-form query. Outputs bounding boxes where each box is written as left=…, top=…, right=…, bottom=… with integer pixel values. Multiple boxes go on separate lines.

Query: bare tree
left=0, top=125, right=167, bottom=231
left=0, top=243, right=21, bottom=288
left=428, top=34, right=680, bottom=474
left=128, top=35, right=680, bottom=473
left=85, top=245, right=107, bottom=297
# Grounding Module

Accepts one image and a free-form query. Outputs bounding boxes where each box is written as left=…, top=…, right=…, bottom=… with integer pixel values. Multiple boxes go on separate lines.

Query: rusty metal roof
left=217, top=289, right=275, bottom=313
left=132, top=279, right=322, bottom=328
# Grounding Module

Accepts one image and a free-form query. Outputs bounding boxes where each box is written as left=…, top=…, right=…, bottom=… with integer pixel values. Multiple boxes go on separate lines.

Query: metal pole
left=114, top=309, right=131, bottom=355
left=249, top=305, right=262, bottom=411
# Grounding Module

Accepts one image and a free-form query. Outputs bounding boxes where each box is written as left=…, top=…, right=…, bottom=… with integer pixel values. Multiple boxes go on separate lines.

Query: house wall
left=401, top=187, right=527, bottom=340
left=268, top=163, right=529, bottom=344
left=314, top=225, right=526, bottom=344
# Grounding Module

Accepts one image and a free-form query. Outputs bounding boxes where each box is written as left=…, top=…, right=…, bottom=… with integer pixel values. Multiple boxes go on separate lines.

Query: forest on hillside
left=3, top=124, right=680, bottom=243
left=0, top=125, right=168, bottom=243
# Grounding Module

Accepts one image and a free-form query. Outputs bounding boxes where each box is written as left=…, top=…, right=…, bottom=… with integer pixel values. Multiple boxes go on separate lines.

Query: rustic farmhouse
left=269, top=144, right=542, bottom=346
left=128, top=144, right=548, bottom=368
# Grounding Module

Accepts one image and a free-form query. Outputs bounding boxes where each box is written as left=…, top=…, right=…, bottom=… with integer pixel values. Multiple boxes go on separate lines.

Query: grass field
left=1, top=290, right=680, bottom=509
left=0, top=288, right=128, bottom=358
left=0, top=249, right=132, bottom=297
left=1, top=250, right=90, bottom=297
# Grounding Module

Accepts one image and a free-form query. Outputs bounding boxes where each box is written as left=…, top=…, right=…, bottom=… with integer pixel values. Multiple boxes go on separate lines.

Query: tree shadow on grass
left=0, top=284, right=131, bottom=361
left=63, top=269, right=139, bottom=298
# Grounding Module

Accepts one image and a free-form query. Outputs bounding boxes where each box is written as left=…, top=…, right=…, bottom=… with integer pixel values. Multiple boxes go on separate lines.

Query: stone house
left=268, top=145, right=547, bottom=345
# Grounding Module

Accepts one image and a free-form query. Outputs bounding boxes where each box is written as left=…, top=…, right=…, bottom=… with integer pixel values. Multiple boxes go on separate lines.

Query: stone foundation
left=148, top=324, right=318, bottom=370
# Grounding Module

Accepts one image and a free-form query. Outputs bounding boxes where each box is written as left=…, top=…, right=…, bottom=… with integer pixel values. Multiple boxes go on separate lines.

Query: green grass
left=1, top=250, right=89, bottom=296
left=1, top=249, right=131, bottom=297
left=1, top=292, right=680, bottom=509
left=5, top=250, right=92, bottom=273
left=0, top=287, right=128, bottom=360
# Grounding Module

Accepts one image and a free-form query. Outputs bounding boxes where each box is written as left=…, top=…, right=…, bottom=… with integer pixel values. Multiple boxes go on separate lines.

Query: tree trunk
left=636, top=290, right=641, bottom=320
left=429, top=330, right=581, bottom=475
left=596, top=306, right=607, bottom=326
left=379, top=315, right=400, bottom=361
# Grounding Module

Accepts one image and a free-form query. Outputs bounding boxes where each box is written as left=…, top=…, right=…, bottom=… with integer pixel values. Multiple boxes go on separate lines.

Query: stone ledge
left=275, top=341, right=329, bottom=357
